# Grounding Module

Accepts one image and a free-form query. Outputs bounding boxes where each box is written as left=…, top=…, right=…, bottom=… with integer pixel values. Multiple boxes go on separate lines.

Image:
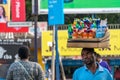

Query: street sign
left=48, top=0, right=64, bottom=25
left=7, top=22, right=33, bottom=27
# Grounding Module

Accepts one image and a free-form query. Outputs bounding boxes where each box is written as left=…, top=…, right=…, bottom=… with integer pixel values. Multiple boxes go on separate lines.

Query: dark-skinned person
left=95, top=52, right=111, bottom=73
left=6, top=45, right=45, bottom=80
left=73, top=48, right=113, bottom=80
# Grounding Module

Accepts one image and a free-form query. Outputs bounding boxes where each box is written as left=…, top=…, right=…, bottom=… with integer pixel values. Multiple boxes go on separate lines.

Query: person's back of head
left=18, top=45, right=30, bottom=60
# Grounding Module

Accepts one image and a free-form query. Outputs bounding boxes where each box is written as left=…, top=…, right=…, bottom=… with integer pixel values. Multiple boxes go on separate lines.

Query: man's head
left=18, top=46, right=30, bottom=60
left=81, top=48, right=96, bottom=65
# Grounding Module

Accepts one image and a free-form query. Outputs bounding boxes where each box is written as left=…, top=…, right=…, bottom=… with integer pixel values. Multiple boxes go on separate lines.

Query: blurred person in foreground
left=6, top=45, right=45, bottom=80
left=95, top=52, right=111, bottom=73
left=73, top=48, right=113, bottom=80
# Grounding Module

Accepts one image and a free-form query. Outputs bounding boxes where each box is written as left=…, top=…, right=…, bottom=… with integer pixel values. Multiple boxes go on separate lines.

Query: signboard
left=12, top=0, right=26, bottom=21
left=10, top=0, right=28, bottom=32
left=38, top=0, right=120, bottom=14
left=48, top=0, right=64, bottom=25
left=0, top=44, right=22, bottom=64
left=42, top=30, right=120, bottom=56
left=0, top=0, right=28, bottom=32
left=28, top=22, right=47, bottom=37
left=37, top=22, right=47, bottom=31
left=7, top=22, right=33, bottom=27
left=0, top=44, right=22, bottom=79
left=0, top=0, right=10, bottom=22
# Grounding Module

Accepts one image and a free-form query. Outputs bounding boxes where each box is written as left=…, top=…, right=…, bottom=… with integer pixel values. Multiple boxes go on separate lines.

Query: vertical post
left=60, top=58, right=66, bottom=80
left=48, top=0, right=64, bottom=79
left=55, top=25, right=60, bottom=80
left=34, top=0, right=38, bottom=62
left=51, top=26, right=55, bottom=80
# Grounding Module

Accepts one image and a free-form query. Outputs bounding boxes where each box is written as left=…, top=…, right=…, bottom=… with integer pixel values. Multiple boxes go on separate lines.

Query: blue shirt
left=73, top=64, right=113, bottom=80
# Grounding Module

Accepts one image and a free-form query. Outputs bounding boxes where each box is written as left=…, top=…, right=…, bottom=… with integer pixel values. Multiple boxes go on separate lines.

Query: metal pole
left=34, top=0, right=38, bottom=62
left=59, top=57, right=66, bottom=80
left=55, top=25, right=60, bottom=80
left=51, top=26, right=55, bottom=80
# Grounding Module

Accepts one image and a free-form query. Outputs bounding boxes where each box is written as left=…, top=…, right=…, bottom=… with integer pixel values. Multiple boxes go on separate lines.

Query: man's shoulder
left=29, top=61, right=41, bottom=67
left=73, top=66, right=86, bottom=78
left=9, top=62, right=20, bottom=69
left=29, top=61, right=39, bottom=65
left=76, top=66, right=85, bottom=70
left=99, top=65, right=113, bottom=79
left=10, top=62, right=19, bottom=66
left=74, top=66, right=85, bottom=73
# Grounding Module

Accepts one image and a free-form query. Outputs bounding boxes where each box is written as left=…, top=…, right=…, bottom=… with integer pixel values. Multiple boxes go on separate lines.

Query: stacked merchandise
left=68, top=18, right=108, bottom=39
left=67, top=17, right=110, bottom=48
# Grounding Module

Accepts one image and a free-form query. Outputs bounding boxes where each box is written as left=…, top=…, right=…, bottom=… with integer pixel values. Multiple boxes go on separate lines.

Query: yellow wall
left=38, top=48, right=45, bottom=70
left=30, top=48, right=45, bottom=70
left=42, top=29, right=120, bottom=56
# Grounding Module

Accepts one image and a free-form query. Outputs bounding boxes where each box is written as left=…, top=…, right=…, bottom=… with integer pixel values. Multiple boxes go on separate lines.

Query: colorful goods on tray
left=68, top=18, right=108, bottom=39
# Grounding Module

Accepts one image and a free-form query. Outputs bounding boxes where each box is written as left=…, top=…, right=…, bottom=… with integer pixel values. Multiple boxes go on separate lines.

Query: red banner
left=0, top=0, right=28, bottom=32
left=0, top=23, right=7, bottom=32
left=0, top=23, right=28, bottom=32
left=12, top=0, right=26, bottom=21
left=8, top=0, right=28, bottom=32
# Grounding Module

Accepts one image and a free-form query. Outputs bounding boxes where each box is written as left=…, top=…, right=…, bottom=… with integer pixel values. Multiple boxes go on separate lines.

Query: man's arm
left=36, top=63, right=45, bottom=80
left=6, top=65, right=13, bottom=80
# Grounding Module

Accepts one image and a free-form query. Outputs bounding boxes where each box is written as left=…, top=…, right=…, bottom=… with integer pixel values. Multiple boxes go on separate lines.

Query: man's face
left=81, top=50, right=95, bottom=65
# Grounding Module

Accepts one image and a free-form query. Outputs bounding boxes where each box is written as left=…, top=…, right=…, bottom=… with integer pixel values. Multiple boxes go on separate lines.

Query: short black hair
left=18, top=45, right=30, bottom=59
left=82, top=48, right=94, bottom=53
